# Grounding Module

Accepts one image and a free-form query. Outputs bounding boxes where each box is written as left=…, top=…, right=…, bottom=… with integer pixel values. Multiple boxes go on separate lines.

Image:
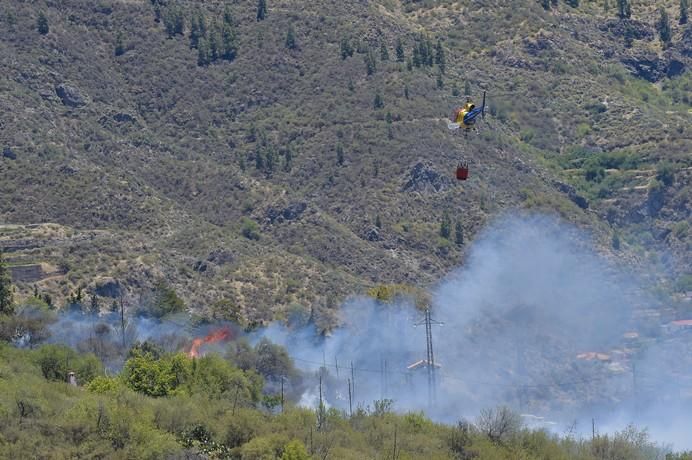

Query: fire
left=187, top=326, right=232, bottom=358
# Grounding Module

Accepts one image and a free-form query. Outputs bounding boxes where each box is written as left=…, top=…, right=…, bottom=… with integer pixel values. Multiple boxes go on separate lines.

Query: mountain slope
left=1, top=0, right=690, bottom=323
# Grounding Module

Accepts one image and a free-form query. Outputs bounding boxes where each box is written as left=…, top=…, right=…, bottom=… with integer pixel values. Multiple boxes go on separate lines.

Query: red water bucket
left=456, top=165, right=469, bottom=180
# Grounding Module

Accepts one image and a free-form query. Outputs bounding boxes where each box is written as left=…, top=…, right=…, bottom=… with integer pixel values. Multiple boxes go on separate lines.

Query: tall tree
left=189, top=9, right=206, bottom=49
left=222, top=21, right=238, bottom=60
left=435, top=39, right=446, bottom=73
left=0, top=251, right=14, bottom=315
left=657, top=7, right=672, bottom=45
left=364, top=48, right=377, bottom=75
left=115, top=31, right=125, bottom=56
left=285, top=23, right=297, bottom=49
left=440, top=212, right=451, bottom=239
left=336, top=143, right=344, bottom=166
left=223, top=4, right=234, bottom=26
left=395, top=38, right=405, bottom=62
left=455, top=221, right=464, bottom=246
left=89, top=294, right=100, bottom=316
left=380, top=42, right=389, bottom=61
left=340, top=38, right=354, bottom=59
left=37, top=12, right=49, bottom=35
left=680, top=0, right=688, bottom=24
left=209, top=22, right=221, bottom=61
left=197, top=38, right=211, bottom=66
left=373, top=91, right=384, bottom=109
left=617, top=0, right=631, bottom=19
left=257, top=0, right=267, bottom=21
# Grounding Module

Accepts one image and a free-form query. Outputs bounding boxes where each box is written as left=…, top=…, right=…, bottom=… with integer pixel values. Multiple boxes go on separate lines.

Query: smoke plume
left=35, top=212, right=691, bottom=450
left=261, top=213, right=692, bottom=450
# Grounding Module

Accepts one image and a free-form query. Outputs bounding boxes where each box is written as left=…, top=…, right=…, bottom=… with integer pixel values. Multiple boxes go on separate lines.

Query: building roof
left=670, top=319, right=692, bottom=327
left=576, top=352, right=610, bottom=361
left=406, top=359, right=442, bottom=370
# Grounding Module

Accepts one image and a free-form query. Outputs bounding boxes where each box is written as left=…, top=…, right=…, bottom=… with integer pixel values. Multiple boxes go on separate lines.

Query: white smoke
left=261, top=213, right=692, bottom=450
left=35, top=212, right=691, bottom=450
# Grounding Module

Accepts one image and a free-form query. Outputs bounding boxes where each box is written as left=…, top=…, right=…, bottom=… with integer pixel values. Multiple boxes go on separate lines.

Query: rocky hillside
left=0, top=0, right=690, bottom=325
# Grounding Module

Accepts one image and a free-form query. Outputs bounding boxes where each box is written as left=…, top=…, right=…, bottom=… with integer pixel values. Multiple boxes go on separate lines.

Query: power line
left=288, top=355, right=615, bottom=391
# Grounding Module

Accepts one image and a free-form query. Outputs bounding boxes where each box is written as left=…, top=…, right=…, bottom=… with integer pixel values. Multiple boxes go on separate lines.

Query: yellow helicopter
left=447, top=91, right=487, bottom=136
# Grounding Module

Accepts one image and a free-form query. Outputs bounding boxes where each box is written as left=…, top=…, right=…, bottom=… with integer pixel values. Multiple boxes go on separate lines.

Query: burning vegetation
left=187, top=326, right=233, bottom=358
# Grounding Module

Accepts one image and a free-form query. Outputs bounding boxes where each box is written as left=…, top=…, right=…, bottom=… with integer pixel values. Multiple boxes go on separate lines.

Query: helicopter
left=446, top=91, right=486, bottom=181
left=447, top=90, right=487, bottom=135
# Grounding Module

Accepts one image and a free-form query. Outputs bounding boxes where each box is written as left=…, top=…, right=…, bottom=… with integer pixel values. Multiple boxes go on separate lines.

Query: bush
left=33, top=344, right=102, bottom=384
left=241, top=218, right=261, bottom=240
left=476, top=406, right=522, bottom=444
left=150, top=280, right=185, bottom=318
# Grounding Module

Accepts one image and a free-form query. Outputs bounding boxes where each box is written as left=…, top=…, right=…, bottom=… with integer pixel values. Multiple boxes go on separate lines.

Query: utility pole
left=318, top=374, right=324, bottom=432
left=415, top=307, right=443, bottom=407
left=392, top=424, right=398, bottom=460
left=592, top=418, right=595, bottom=441
left=119, top=293, right=125, bottom=349
left=632, top=361, right=638, bottom=419
left=347, top=378, right=353, bottom=417
left=350, top=361, right=355, bottom=405
left=384, top=359, right=389, bottom=400
left=280, top=376, right=285, bottom=413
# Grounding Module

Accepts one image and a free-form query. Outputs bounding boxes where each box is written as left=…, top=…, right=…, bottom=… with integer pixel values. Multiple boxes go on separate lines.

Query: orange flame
left=187, top=326, right=232, bottom=358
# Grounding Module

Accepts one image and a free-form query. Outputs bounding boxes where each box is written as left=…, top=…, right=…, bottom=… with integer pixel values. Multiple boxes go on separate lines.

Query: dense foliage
left=2, top=341, right=688, bottom=459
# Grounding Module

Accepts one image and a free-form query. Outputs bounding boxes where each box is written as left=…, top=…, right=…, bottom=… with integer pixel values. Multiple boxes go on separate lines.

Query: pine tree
left=412, top=45, right=421, bottom=67
left=189, top=9, right=206, bottom=49
left=681, top=0, right=689, bottom=24
left=285, top=24, right=297, bottom=49
left=623, top=25, right=634, bottom=47
left=541, top=0, right=551, bottom=10
left=340, top=38, right=354, bottom=59
left=375, top=215, right=382, bottom=229
left=255, top=146, right=264, bottom=169
left=197, top=38, right=211, bottom=66
left=364, top=48, right=377, bottom=75
left=436, top=72, right=444, bottom=89
left=336, top=143, right=344, bottom=166
left=0, top=251, right=14, bottom=315
left=435, top=39, right=446, bottom=73
left=115, top=31, right=125, bottom=56
left=404, top=85, right=409, bottom=99
left=373, top=91, right=384, bottom=109
left=455, top=221, right=464, bottom=246
left=163, top=4, right=184, bottom=38
left=657, top=7, right=672, bottom=45
left=617, top=0, right=631, bottom=19
left=90, top=294, right=100, bottom=316
left=257, top=0, right=267, bottom=21
left=37, top=12, right=49, bottom=35
left=222, top=21, right=238, bottom=60
left=425, top=38, right=434, bottom=66
left=464, top=80, right=472, bottom=96
left=284, top=147, right=292, bottom=172
left=174, top=4, right=185, bottom=35
left=440, top=213, right=451, bottom=239
left=604, top=0, right=610, bottom=13
left=395, top=38, right=405, bottom=62
left=209, top=23, right=221, bottom=62
left=223, top=4, right=234, bottom=26
left=380, top=42, right=389, bottom=61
